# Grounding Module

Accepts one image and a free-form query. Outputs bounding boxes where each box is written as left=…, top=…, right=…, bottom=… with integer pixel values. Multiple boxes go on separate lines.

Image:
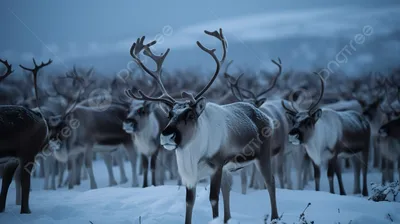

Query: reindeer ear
left=195, top=97, right=206, bottom=116
left=285, top=112, right=294, bottom=122
left=256, top=98, right=266, bottom=107
left=311, top=109, right=322, bottom=122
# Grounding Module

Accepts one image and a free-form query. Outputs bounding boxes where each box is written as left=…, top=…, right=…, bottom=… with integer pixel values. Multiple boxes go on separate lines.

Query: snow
left=1, top=161, right=399, bottom=224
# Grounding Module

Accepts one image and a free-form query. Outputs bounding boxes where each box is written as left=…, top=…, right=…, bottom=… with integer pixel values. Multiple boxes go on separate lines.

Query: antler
left=307, top=72, right=325, bottom=114
left=194, top=28, right=227, bottom=100
left=19, top=58, right=53, bottom=110
left=0, top=59, right=14, bottom=83
left=225, top=58, right=282, bottom=103
left=224, top=60, right=257, bottom=101
left=125, top=36, right=175, bottom=106
left=256, top=58, right=282, bottom=98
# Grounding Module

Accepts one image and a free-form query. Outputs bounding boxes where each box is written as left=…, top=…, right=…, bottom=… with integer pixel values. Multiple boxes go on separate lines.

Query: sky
left=1, top=0, right=400, bottom=75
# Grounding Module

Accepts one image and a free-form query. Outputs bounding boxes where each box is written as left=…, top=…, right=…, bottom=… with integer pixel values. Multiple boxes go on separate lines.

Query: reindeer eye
left=187, top=111, right=195, bottom=120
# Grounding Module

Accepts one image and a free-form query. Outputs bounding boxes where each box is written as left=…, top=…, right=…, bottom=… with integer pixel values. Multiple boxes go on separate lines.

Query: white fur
left=0, top=157, right=18, bottom=164
left=322, top=100, right=363, bottom=113
left=303, top=109, right=342, bottom=166
left=133, top=112, right=160, bottom=156
left=175, top=103, right=228, bottom=188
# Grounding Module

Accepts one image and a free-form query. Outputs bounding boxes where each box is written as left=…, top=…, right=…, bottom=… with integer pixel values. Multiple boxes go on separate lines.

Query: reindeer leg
left=20, top=160, right=34, bottom=214
left=240, top=169, right=247, bottom=194
left=256, top=155, right=278, bottom=220
left=275, top=151, right=285, bottom=188
left=43, top=157, right=50, bottom=190
left=334, top=159, right=346, bottom=195
left=327, top=158, right=336, bottom=194
left=361, top=148, right=369, bottom=196
left=50, top=157, right=57, bottom=190
left=124, top=141, right=139, bottom=187
left=67, top=158, right=76, bottom=189
left=311, top=161, right=321, bottom=191
left=58, top=162, right=66, bottom=188
left=185, top=186, right=196, bottom=224
left=141, top=154, right=149, bottom=188
left=249, top=164, right=257, bottom=188
left=381, top=157, right=387, bottom=184
left=103, top=152, right=118, bottom=186
left=84, top=146, right=98, bottom=189
left=388, top=160, right=394, bottom=183
left=0, top=161, right=19, bottom=212
left=398, top=156, right=400, bottom=183
left=75, top=155, right=83, bottom=186
left=116, top=149, right=128, bottom=184
left=209, top=168, right=222, bottom=219
left=150, top=149, right=159, bottom=186
left=221, top=170, right=232, bottom=223
left=14, top=165, right=21, bottom=205
left=352, top=156, right=361, bottom=194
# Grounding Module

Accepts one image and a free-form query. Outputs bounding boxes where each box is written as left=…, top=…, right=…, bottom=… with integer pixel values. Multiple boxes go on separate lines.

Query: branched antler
left=0, top=59, right=14, bottom=83
left=127, top=28, right=228, bottom=106
left=194, top=28, right=227, bottom=100
left=225, top=58, right=282, bottom=105
left=125, top=36, right=175, bottom=106
left=19, top=58, right=53, bottom=111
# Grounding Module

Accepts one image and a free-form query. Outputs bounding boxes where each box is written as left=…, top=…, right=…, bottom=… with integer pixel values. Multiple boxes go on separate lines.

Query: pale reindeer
left=282, top=72, right=370, bottom=196
left=224, top=60, right=298, bottom=192
left=124, top=84, right=180, bottom=187
left=0, top=58, right=53, bottom=213
left=126, top=29, right=279, bottom=223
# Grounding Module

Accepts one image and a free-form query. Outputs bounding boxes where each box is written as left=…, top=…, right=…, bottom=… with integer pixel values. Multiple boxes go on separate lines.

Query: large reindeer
left=0, top=58, right=53, bottom=213
left=224, top=60, right=298, bottom=191
left=282, top=72, right=370, bottom=196
left=127, top=29, right=279, bottom=223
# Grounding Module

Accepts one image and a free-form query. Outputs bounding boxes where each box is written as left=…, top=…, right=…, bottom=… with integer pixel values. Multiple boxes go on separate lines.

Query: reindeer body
left=0, top=105, right=48, bottom=214
left=290, top=108, right=370, bottom=196
left=377, top=117, right=400, bottom=183
left=53, top=103, right=139, bottom=189
left=161, top=101, right=279, bottom=223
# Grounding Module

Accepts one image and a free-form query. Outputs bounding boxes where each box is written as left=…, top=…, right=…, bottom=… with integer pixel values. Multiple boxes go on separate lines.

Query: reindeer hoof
left=109, top=180, right=118, bottom=186
left=120, top=177, right=128, bottom=184
left=20, top=208, right=31, bottom=214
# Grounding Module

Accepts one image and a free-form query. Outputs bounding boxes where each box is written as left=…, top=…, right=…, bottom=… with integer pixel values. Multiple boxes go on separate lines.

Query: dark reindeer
left=0, top=58, right=52, bottom=214
left=282, top=72, right=370, bottom=196
left=127, top=28, right=279, bottom=223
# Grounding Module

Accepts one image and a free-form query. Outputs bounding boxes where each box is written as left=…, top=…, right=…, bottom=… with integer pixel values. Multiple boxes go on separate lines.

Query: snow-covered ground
left=1, top=160, right=399, bottom=224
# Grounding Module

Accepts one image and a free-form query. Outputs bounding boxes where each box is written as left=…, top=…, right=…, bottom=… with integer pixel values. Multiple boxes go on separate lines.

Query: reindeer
left=47, top=70, right=130, bottom=188
left=376, top=78, right=400, bottom=183
left=123, top=83, right=178, bottom=187
left=224, top=59, right=298, bottom=192
left=127, top=29, right=279, bottom=223
left=282, top=72, right=370, bottom=196
left=48, top=94, right=139, bottom=189
left=0, top=58, right=53, bottom=213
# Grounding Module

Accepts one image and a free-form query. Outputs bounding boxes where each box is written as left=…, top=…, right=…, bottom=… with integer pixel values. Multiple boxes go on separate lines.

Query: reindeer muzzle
left=123, top=120, right=137, bottom=133
left=160, top=133, right=177, bottom=151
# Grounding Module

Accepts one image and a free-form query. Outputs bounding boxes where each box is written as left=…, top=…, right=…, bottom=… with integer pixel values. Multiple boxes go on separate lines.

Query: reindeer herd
left=0, top=28, right=399, bottom=223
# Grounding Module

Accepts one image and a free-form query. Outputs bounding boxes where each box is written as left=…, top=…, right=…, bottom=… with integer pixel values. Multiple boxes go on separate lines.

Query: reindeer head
left=123, top=85, right=157, bottom=133
left=282, top=72, right=325, bottom=145
left=224, top=58, right=282, bottom=107
left=125, top=29, right=227, bottom=150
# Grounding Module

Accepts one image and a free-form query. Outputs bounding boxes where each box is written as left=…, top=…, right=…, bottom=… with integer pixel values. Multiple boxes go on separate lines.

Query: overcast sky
left=1, top=0, right=399, bottom=73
